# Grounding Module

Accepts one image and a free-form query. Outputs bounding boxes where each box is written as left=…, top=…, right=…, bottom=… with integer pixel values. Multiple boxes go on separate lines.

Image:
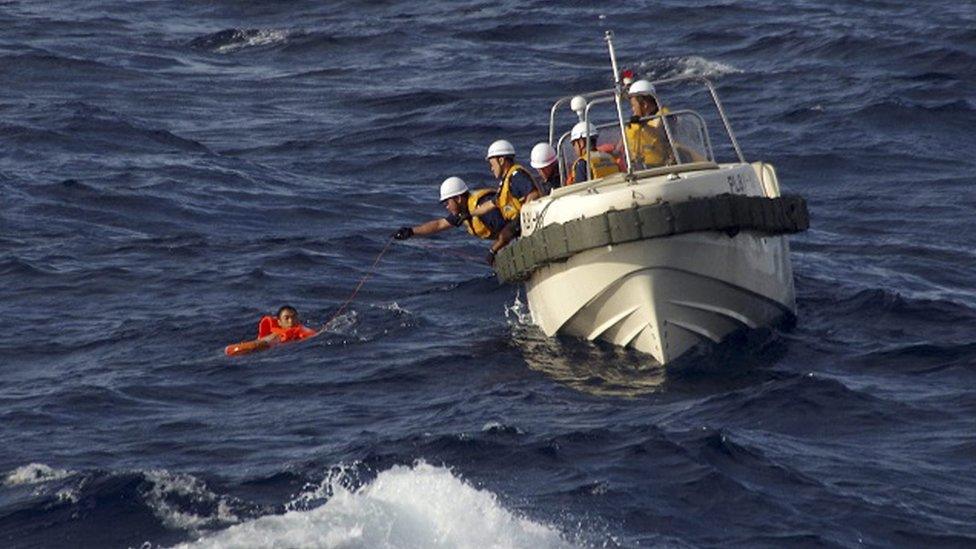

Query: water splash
left=637, top=55, right=742, bottom=79
left=141, top=470, right=240, bottom=532
left=176, top=461, right=574, bottom=549
left=3, top=463, right=72, bottom=487
left=504, top=290, right=533, bottom=326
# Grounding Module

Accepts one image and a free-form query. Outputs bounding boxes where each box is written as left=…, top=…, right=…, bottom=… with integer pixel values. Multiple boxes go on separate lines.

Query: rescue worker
left=257, top=305, right=318, bottom=345
left=566, top=122, right=621, bottom=185
left=470, top=140, right=540, bottom=226
left=529, top=142, right=560, bottom=194
left=621, top=79, right=674, bottom=169
left=392, top=176, right=514, bottom=265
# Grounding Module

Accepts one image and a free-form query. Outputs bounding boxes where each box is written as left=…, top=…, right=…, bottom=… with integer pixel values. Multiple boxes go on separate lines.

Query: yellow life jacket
left=567, top=150, right=620, bottom=185
left=625, top=106, right=672, bottom=168
left=496, top=163, right=532, bottom=221
left=462, top=189, right=496, bottom=240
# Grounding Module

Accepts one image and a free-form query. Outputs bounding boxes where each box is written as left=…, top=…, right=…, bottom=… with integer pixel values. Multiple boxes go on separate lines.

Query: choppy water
left=2, top=1, right=975, bottom=547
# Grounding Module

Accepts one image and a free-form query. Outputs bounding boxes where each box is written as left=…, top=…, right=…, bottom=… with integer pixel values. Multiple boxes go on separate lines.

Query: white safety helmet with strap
left=628, top=79, right=657, bottom=97
left=485, top=139, right=516, bottom=160
left=571, top=121, right=599, bottom=141
left=529, top=142, right=558, bottom=169
left=439, top=176, right=468, bottom=201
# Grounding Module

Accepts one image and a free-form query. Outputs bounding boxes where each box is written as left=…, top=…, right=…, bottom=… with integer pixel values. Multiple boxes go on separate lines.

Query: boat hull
left=525, top=230, right=795, bottom=364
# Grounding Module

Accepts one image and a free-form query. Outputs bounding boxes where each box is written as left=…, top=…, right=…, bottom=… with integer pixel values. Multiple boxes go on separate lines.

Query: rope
left=320, top=236, right=395, bottom=332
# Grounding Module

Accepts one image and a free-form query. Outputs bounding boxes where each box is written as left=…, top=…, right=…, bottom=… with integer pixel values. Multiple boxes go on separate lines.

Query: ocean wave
left=142, top=470, right=241, bottom=532
left=188, top=28, right=296, bottom=54
left=177, top=461, right=573, bottom=549
left=3, top=463, right=73, bottom=487
left=851, top=342, right=976, bottom=375
left=635, top=55, right=742, bottom=80
left=3, top=101, right=210, bottom=156
left=852, top=98, right=976, bottom=120
left=818, top=287, right=976, bottom=325
left=0, top=465, right=265, bottom=547
left=0, top=51, right=135, bottom=80
left=692, top=374, right=916, bottom=433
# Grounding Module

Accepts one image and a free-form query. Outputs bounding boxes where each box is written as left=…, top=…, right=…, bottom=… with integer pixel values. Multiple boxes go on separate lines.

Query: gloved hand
left=629, top=115, right=642, bottom=124
left=486, top=248, right=496, bottom=266
left=393, top=227, right=414, bottom=240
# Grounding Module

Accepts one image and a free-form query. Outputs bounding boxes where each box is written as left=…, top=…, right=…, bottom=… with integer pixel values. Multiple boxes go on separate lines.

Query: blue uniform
left=573, top=159, right=589, bottom=185
left=507, top=167, right=537, bottom=200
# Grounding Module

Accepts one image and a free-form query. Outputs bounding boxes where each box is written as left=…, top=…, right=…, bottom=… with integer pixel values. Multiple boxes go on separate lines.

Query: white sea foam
left=638, top=55, right=742, bottom=79
left=504, top=291, right=533, bottom=326
left=215, top=30, right=291, bottom=54
left=673, top=55, right=742, bottom=77
left=176, top=461, right=574, bottom=549
left=382, top=301, right=409, bottom=315
left=3, top=463, right=72, bottom=486
left=143, top=470, right=240, bottom=532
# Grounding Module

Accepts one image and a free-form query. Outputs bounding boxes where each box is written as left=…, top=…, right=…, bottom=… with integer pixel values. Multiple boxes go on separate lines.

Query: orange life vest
left=258, top=316, right=317, bottom=342
left=496, top=163, right=536, bottom=221
left=566, top=150, right=620, bottom=185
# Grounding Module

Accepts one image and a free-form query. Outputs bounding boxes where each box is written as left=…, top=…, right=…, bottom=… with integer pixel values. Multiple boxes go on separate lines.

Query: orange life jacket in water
left=258, top=316, right=317, bottom=342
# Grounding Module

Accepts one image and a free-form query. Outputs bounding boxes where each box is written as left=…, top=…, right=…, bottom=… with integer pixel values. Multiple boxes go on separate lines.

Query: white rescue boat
left=493, top=32, right=808, bottom=365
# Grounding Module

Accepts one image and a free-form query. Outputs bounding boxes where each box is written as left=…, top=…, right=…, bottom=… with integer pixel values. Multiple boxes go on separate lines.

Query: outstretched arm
left=411, top=218, right=453, bottom=237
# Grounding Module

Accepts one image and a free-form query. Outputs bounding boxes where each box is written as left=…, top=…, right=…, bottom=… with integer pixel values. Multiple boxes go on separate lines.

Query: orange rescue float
left=224, top=316, right=319, bottom=356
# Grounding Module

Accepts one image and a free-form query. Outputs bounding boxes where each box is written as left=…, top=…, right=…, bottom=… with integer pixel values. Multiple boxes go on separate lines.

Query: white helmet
left=628, top=79, right=656, bottom=97
left=571, top=121, right=598, bottom=141
left=529, top=142, right=558, bottom=169
left=439, top=176, right=468, bottom=201
left=485, top=139, right=515, bottom=160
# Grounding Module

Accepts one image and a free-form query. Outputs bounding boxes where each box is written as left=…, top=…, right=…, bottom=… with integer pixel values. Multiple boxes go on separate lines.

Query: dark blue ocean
left=2, top=1, right=975, bottom=547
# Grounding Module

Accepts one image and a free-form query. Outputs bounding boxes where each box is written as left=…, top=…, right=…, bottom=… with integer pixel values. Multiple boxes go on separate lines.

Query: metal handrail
left=555, top=117, right=623, bottom=187
left=558, top=108, right=716, bottom=186
left=640, top=74, right=746, bottom=162
left=630, top=109, right=716, bottom=166
left=580, top=96, right=618, bottom=186
left=547, top=89, right=615, bottom=145
left=550, top=75, right=746, bottom=168
left=604, top=31, right=633, bottom=176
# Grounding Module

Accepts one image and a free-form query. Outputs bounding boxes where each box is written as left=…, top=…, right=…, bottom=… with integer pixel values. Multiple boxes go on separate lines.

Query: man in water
left=393, top=176, right=514, bottom=265
left=257, top=305, right=318, bottom=344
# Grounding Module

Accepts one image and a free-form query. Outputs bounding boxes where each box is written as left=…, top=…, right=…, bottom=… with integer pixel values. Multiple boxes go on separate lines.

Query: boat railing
left=555, top=110, right=716, bottom=186
left=548, top=74, right=746, bottom=177
left=548, top=89, right=615, bottom=145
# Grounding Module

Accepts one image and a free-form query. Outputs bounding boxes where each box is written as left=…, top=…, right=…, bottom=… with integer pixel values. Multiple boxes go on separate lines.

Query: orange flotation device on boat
left=224, top=316, right=319, bottom=356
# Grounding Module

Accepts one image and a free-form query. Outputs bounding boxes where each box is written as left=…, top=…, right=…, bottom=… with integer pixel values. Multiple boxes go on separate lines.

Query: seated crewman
left=257, top=305, right=318, bottom=344
left=393, top=177, right=514, bottom=265
left=565, top=122, right=620, bottom=185
left=622, top=79, right=674, bottom=169
left=529, top=142, right=560, bottom=194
